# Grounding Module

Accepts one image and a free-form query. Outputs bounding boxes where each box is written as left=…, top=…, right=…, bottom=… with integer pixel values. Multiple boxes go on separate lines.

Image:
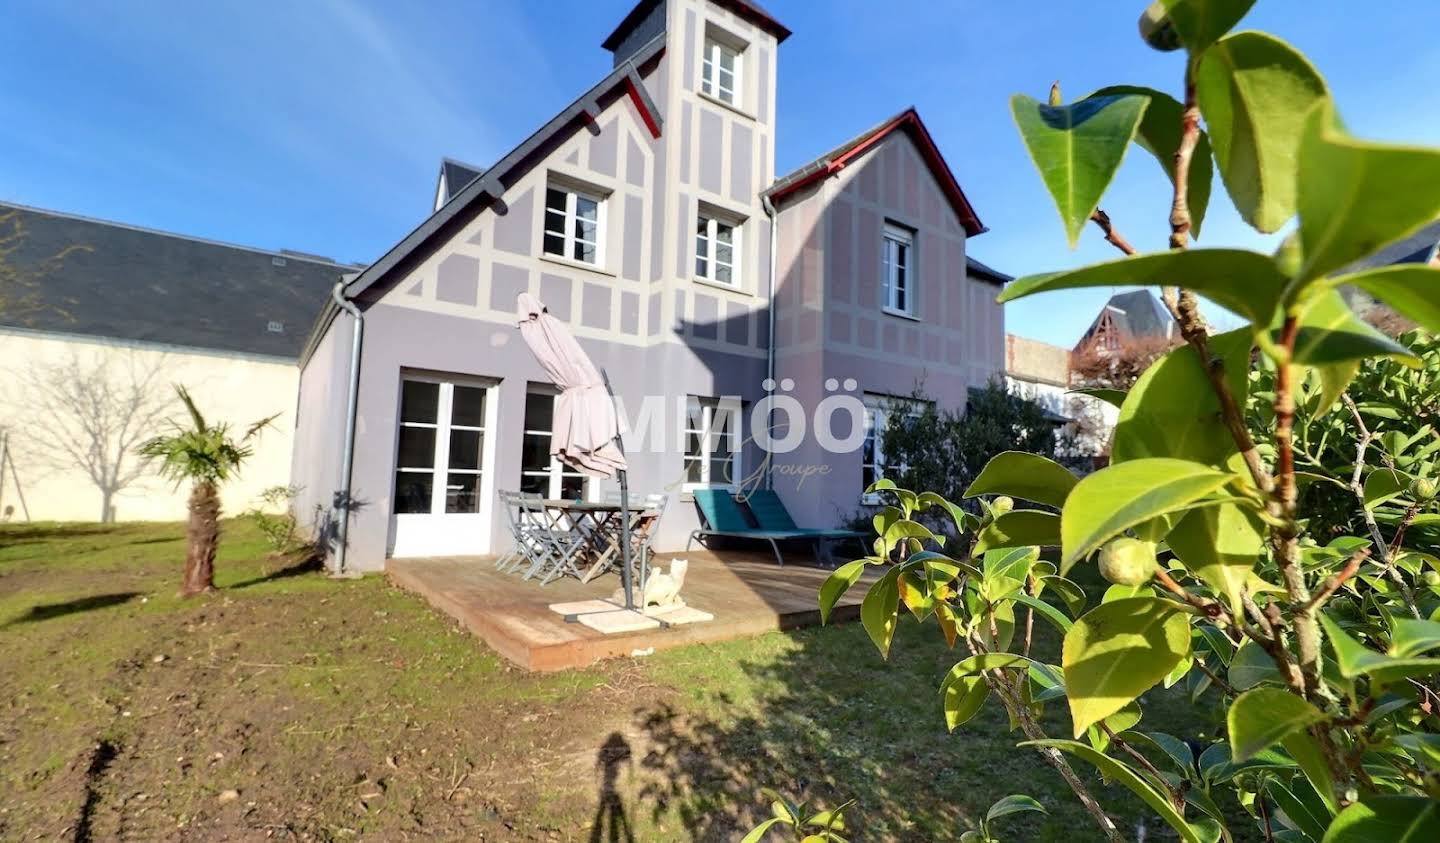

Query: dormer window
left=701, top=37, right=742, bottom=107
left=543, top=183, right=604, bottom=266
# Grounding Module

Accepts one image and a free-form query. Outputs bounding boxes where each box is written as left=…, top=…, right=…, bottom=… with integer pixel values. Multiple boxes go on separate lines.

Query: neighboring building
left=1073, top=289, right=1176, bottom=356
left=1004, top=334, right=1070, bottom=420
left=1338, top=220, right=1440, bottom=332
left=291, top=0, right=1009, bottom=572
left=0, top=201, right=349, bottom=522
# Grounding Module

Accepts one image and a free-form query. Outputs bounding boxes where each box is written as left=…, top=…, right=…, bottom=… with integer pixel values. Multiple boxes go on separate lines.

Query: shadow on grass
left=227, top=552, right=324, bottom=590
left=4, top=591, right=142, bottom=627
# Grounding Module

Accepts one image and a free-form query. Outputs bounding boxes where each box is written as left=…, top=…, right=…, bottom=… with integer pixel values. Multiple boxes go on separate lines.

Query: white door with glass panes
left=520, top=391, right=591, bottom=500
left=389, top=376, right=497, bottom=557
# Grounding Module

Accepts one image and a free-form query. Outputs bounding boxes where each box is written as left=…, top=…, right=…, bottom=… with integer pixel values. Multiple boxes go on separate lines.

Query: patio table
left=537, top=500, right=660, bottom=584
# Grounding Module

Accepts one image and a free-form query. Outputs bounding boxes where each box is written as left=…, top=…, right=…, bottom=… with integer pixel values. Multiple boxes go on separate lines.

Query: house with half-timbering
left=291, top=0, right=1009, bottom=571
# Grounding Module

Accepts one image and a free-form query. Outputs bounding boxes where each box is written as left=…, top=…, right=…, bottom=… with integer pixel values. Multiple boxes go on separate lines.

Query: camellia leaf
left=1152, top=0, right=1257, bottom=53
left=819, top=559, right=870, bottom=625
left=1227, top=687, right=1325, bottom=761
left=739, top=818, right=784, bottom=843
left=964, top=451, right=1079, bottom=508
left=1284, top=730, right=1339, bottom=816
left=1062, top=597, right=1191, bottom=737
left=1070, top=386, right=1128, bottom=408
left=1228, top=640, right=1281, bottom=690
left=1012, top=592, right=1075, bottom=634
left=1389, top=618, right=1440, bottom=659
left=1363, top=468, right=1413, bottom=510
left=998, top=250, right=1287, bottom=328
left=1021, top=739, right=1205, bottom=843
left=1296, top=102, right=1440, bottom=283
left=1287, top=287, right=1418, bottom=368
left=1060, top=458, right=1236, bottom=569
left=1196, top=31, right=1328, bottom=233
left=1167, top=502, right=1265, bottom=614
left=1091, top=85, right=1213, bottom=238
left=985, top=793, right=1047, bottom=824
left=1322, top=796, right=1440, bottom=842
left=1011, top=92, right=1149, bottom=247
left=974, top=511, right=1062, bottom=554
left=1331, top=266, right=1440, bottom=336
left=1319, top=614, right=1440, bottom=685
left=860, top=568, right=901, bottom=659
left=1113, top=328, right=1253, bottom=468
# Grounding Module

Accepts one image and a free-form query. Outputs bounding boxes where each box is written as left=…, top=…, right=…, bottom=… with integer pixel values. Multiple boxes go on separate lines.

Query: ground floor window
left=520, top=390, right=589, bottom=500
left=861, top=393, right=925, bottom=503
left=684, top=396, right=741, bottom=491
left=393, top=376, right=487, bottom=515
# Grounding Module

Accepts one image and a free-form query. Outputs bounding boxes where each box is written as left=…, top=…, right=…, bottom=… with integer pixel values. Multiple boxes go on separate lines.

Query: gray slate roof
left=1337, top=220, right=1440, bottom=273
left=439, top=158, right=485, bottom=206
left=1079, top=289, right=1175, bottom=346
left=0, top=202, right=352, bottom=359
left=602, top=0, right=790, bottom=50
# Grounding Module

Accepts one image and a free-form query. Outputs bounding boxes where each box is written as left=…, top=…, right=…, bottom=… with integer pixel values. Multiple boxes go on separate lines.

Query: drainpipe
left=761, top=195, right=779, bottom=490
left=331, top=280, right=364, bottom=576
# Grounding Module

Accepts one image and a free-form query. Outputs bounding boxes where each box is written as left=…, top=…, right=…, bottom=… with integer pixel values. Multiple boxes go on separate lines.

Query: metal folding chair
left=497, top=491, right=543, bottom=573
left=516, top=496, right=588, bottom=585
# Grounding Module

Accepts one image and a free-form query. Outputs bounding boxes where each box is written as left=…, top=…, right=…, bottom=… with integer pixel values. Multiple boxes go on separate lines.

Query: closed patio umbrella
left=516, top=292, right=638, bottom=610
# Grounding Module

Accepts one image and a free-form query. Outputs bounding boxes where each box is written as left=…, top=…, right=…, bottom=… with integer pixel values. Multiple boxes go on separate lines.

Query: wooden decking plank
left=386, top=550, right=874, bottom=671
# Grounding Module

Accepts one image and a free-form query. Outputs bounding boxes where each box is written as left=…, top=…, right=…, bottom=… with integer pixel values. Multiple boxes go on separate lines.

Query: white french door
left=389, top=374, right=497, bottom=557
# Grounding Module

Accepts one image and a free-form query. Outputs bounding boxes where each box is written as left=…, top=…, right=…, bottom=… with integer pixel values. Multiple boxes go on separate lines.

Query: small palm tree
left=140, top=386, right=276, bottom=597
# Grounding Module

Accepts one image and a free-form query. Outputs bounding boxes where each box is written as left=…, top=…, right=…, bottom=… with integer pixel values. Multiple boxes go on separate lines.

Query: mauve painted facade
left=291, top=0, right=1004, bottom=572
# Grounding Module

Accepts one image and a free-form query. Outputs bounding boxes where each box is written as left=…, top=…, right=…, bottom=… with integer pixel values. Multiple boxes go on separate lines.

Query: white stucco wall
left=0, top=328, right=298, bottom=523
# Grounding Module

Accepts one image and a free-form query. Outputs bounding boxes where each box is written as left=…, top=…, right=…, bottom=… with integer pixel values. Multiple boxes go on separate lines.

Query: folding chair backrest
left=693, top=488, right=752, bottom=533
left=743, top=489, right=800, bottom=531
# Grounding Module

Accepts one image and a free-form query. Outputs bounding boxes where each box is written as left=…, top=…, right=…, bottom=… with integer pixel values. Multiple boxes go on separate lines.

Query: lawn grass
left=0, top=520, right=1234, bottom=841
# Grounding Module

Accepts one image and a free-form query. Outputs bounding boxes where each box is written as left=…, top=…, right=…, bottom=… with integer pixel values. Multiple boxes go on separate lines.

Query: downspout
left=331, top=280, right=364, bottom=577
left=761, top=195, right=779, bottom=490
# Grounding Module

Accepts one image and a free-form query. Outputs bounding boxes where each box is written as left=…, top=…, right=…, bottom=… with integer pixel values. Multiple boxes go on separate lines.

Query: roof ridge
left=0, top=199, right=361, bottom=268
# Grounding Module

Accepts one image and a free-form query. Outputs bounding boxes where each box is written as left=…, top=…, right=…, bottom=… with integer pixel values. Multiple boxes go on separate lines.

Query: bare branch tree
left=9, top=349, right=176, bottom=521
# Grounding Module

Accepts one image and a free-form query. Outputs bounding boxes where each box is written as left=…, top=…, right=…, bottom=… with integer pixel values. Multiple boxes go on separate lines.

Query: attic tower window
left=701, top=37, right=742, bottom=106
left=544, top=184, right=604, bottom=266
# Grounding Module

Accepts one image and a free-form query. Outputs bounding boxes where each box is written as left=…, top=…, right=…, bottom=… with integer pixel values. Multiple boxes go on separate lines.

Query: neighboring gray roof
left=1080, top=289, right=1175, bottom=345
left=967, top=256, right=1012, bottom=286
left=300, top=33, right=666, bottom=367
left=1337, top=220, right=1440, bottom=274
left=0, top=201, right=353, bottom=359
left=438, top=158, right=485, bottom=205
left=602, top=0, right=790, bottom=51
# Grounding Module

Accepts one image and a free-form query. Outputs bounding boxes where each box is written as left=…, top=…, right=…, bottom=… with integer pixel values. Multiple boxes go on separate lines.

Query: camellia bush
left=817, top=1, right=1440, bottom=841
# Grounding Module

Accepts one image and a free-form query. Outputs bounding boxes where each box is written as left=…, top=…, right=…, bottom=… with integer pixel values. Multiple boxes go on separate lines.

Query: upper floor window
left=544, top=184, right=604, bottom=266
left=695, top=212, right=740, bottom=287
left=861, top=394, right=925, bottom=503
left=882, top=223, right=914, bottom=316
left=701, top=37, right=742, bottom=106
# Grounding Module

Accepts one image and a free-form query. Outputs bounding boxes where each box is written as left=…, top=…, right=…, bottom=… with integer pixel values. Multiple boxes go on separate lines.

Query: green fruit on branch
left=1423, top=570, right=1440, bottom=588
left=1138, top=2, right=1182, bottom=51
left=1409, top=477, right=1437, bottom=502
left=1098, top=537, right=1158, bottom=586
left=992, top=496, right=1015, bottom=515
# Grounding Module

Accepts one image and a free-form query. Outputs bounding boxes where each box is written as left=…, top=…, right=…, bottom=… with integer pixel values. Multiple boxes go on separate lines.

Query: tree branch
left=1169, top=66, right=1202, bottom=250
left=1302, top=549, right=1369, bottom=613
left=1089, top=209, right=1138, bottom=256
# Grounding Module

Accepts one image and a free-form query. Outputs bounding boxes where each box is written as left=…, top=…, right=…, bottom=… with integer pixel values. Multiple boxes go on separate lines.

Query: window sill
left=697, top=90, right=756, bottom=121
left=691, top=275, right=750, bottom=296
left=882, top=307, right=921, bottom=322
left=540, top=253, right=616, bottom=278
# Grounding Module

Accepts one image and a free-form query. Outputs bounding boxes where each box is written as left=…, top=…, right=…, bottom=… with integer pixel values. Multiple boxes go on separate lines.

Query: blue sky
left=2, top=1, right=1437, bottom=347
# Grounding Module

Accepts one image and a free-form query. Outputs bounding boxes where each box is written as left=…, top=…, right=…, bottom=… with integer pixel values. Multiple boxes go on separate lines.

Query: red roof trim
left=768, top=109, right=986, bottom=237
left=625, top=77, right=662, bottom=139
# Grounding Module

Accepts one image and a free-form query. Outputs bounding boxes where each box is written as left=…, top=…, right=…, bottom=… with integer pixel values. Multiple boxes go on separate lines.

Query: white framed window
left=394, top=377, right=488, bottom=515
left=544, top=184, right=605, bottom=266
left=695, top=212, right=740, bottom=287
left=861, top=394, right=925, bottom=504
left=683, top=396, right=741, bottom=491
left=701, top=37, right=742, bottom=106
left=520, top=390, right=590, bottom=500
left=882, top=223, right=914, bottom=315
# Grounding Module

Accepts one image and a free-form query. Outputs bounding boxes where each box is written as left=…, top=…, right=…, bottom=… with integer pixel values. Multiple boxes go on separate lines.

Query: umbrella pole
left=618, top=468, right=635, bottom=611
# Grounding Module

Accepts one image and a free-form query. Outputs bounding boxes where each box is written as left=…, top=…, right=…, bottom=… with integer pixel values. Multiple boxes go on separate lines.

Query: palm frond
left=137, top=384, right=275, bottom=486
left=174, top=384, right=207, bottom=432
